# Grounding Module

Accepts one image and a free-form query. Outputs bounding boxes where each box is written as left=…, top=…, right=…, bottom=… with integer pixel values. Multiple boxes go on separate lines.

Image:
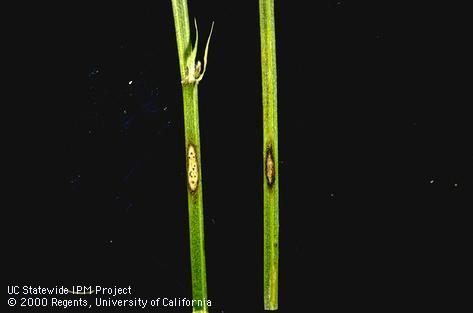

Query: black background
left=6, top=1, right=471, bottom=312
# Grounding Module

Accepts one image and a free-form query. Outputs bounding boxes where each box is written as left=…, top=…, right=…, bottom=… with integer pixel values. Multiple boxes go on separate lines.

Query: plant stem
left=171, top=1, right=212, bottom=312
left=259, top=0, right=279, bottom=310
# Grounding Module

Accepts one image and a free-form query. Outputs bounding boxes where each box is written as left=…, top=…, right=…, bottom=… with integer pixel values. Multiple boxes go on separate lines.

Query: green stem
left=259, top=0, right=279, bottom=310
left=171, top=1, right=212, bottom=312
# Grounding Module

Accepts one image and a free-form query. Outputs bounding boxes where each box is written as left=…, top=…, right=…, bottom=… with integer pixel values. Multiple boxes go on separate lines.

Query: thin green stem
left=259, top=0, right=279, bottom=310
left=171, top=1, right=212, bottom=312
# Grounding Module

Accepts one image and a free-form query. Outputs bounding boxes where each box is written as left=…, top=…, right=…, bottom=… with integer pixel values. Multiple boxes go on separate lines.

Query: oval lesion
left=187, top=144, right=199, bottom=191
left=266, top=147, right=275, bottom=186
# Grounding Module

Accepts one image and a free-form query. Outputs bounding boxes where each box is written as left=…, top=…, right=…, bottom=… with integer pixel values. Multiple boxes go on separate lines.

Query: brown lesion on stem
left=266, top=145, right=275, bottom=186
left=187, top=144, right=199, bottom=192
